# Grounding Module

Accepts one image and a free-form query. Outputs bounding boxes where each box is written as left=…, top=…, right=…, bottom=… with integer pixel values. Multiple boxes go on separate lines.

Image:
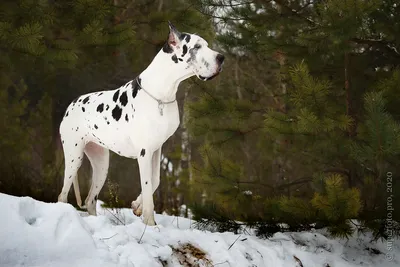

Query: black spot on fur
left=171, top=54, right=178, bottom=63
left=75, top=143, right=77, bottom=146
left=124, top=81, right=133, bottom=88
left=71, top=160, right=74, bottom=163
left=163, top=42, right=173, bottom=53
left=140, top=149, right=145, bottom=157
left=94, top=195, right=98, bottom=201
left=132, top=78, right=141, bottom=98
left=178, top=58, right=183, bottom=61
left=78, top=99, right=82, bottom=102
left=182, top=45, right=188, bottom=57
left=64, top=111, right=69, bottom=117
left=106, top=104, right=109, bottom=110
left=107, top=121, right=110, bottom=125
left=82, top=96, right=90, bottom=104
left=187, top=46, right=198, bottom=63
left=145, top=181, right=148, bottom=185
left=72, top=98, right=78, bottom=104
left=76, top=127, right=79, bottom=131
left=125, top=114, right=129, bottom=122
left=98, top=93, right=103, bottom=96
left=112, top=105, right=122, bottom=121
left=180, top=33, right=190, bottom=43
left=94, top=124, right=98, bottom=129
left=82, top=107, right=85, bottom=112
left=62, top=140, right=64, bottom=144
left=113, top=90, right=120, bottom=102
left=119, top=91, right=128, bottom=106
left=97, top=103, right=104, bottom=112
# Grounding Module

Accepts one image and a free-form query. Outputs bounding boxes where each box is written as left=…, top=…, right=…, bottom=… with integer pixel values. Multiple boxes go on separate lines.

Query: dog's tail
left=73, top=175, right=83, bottom=209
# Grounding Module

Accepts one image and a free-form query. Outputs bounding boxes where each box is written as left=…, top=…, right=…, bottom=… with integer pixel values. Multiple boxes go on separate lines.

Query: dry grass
left=171, top=243, right=213, bottom=267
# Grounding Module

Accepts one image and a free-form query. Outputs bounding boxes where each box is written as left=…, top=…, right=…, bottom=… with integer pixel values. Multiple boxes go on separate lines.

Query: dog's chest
left=131, top=97, right=180, bottom=148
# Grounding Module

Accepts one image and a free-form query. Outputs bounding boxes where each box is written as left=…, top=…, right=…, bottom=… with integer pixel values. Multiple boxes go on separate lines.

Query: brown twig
left=100, top=233, right=118, bottom=240
left=293, top=255, right=304, bottom=267
left=105, top=208, right=125, bottom=225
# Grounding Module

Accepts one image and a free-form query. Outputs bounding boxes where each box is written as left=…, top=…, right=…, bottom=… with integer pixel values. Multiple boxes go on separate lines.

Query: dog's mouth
left=198, top=65, right=223, bottom=81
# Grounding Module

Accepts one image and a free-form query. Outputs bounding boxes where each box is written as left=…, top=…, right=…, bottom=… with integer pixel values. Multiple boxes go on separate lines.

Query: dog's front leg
left=132, top=147, right=162, bottom=216
left=137, top=149, right=156, bottom=226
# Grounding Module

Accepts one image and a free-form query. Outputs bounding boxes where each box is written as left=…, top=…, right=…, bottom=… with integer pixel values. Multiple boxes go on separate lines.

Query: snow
left=0, top=193, right=399, bottom=267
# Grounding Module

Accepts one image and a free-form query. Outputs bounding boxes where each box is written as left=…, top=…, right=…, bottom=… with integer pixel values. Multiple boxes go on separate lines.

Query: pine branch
left=272, top=0, right=319, bottom=26
left=350, top=38, right=400, bottom=56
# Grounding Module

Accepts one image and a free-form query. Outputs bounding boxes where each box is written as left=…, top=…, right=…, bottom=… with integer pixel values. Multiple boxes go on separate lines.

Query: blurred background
left=0, top=0, right=399, bottom=239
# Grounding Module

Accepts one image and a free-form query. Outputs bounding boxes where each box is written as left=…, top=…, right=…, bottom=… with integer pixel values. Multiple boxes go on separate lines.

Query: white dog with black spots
left=58, top=22, right=224, bottom=225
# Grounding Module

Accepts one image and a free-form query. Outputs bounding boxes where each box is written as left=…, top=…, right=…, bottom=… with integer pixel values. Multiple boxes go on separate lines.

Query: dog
left=57, top=22, right=224, bottom=225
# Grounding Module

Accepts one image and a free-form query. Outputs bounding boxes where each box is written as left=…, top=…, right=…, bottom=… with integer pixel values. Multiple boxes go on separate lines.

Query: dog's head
left=162, top=22, right=224, bottom=81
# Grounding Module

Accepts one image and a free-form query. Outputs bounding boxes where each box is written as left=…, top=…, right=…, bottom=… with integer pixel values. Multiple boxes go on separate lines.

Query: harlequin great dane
left=57, top=22, right=224, bottom=225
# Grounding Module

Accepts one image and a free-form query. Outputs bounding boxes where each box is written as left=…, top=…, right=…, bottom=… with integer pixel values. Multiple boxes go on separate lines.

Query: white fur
left=57, top=25, right=224, bottom=225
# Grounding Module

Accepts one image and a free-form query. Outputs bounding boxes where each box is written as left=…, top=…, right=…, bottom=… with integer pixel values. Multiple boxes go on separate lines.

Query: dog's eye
left=194, top=44, right=202, bottom=49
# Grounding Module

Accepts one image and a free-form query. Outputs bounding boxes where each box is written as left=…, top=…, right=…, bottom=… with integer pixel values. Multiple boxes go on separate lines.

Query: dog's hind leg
left=84, top=142, right=110, bottom=216
left=58, top=139, right=85, bottom=203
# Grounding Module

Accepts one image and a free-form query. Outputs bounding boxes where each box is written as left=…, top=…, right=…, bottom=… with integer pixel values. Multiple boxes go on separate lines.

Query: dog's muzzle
left=199, top=70, right=221, bottom=81
left=199, top=54, right=225, bottom=81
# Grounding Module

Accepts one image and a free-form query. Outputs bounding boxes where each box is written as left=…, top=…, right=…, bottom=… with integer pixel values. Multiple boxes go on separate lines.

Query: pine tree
left=187, top=0, right=400, bottom=238
left=311, top=174, right=361, bottom=238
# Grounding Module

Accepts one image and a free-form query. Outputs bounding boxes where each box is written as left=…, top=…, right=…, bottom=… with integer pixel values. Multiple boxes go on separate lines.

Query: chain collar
left=135, top=77, right=176, bottom=116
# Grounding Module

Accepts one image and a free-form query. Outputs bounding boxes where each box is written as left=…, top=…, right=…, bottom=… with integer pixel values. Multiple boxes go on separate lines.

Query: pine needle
left=138, top=221, right=148, bottom=244
left=228, top=235, right=241, bottom=250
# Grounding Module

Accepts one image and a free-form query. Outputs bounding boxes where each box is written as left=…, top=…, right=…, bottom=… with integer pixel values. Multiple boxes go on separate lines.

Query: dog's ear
left=167, top=21, right=181, bottom=47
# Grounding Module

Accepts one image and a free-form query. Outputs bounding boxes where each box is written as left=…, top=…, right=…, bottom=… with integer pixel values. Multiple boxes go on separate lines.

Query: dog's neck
left=138, top=49, right=194, bottom=102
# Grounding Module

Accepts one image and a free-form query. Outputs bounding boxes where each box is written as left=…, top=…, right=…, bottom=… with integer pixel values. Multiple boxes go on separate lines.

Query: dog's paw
left=57, top=194, right=67, bottom=203
left=131, top=200, right=142, bottom=217
left=143, top=216, right=156, bottom=226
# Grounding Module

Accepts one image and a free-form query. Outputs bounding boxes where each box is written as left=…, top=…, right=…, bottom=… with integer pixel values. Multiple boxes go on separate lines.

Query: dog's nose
left=216, top=54, right=225, bottom=64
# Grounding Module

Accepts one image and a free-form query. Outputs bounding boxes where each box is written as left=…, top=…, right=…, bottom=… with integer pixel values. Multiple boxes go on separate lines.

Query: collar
left=135, top=77, right=176, bottom=116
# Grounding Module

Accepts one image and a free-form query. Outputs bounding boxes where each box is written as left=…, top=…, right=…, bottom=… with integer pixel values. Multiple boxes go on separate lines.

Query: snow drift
left=0, top=193, right=398, bottom=267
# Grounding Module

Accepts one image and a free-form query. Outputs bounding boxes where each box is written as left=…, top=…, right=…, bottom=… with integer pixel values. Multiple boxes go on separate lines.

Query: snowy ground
left=0, top=193, right=398, bottom=267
